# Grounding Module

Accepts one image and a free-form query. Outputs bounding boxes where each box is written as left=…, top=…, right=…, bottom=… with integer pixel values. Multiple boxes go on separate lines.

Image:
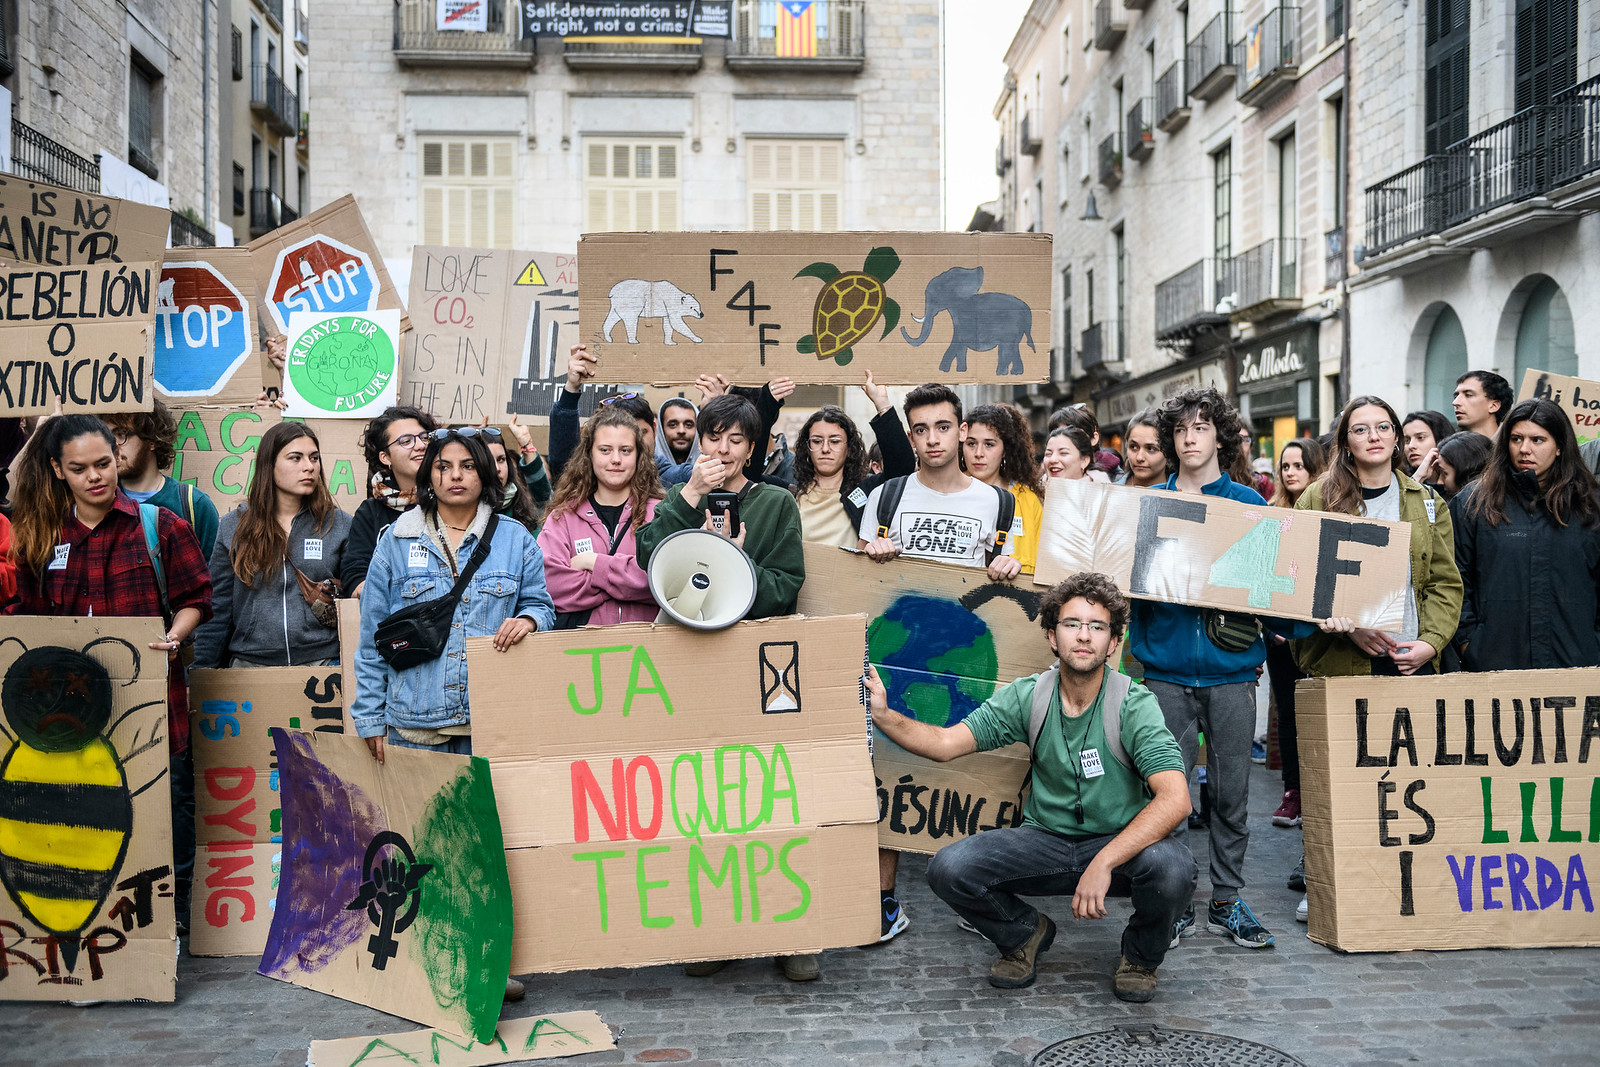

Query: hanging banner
left=282, top=309, right=402, bottom=419
left=437, top=0, right=489, bottom=31
left=521, top=1, right=733, bottom=37
left=155, top=247, right=264, bottom=403
left=1519, top=368, right=1600, bottom=446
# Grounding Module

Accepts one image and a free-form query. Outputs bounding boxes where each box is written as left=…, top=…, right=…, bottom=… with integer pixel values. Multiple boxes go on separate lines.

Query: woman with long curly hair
left=964, top=403, right=1044, bottom=574
left=1453, top=397, right=1600, bottom=671
left=538, top=408, right=665, bottom=627
left=1268, top=437, right=1325, bottom=509
left=193, top=422, right=351, bottom=669
left=791, top=371, right=916, bottom=548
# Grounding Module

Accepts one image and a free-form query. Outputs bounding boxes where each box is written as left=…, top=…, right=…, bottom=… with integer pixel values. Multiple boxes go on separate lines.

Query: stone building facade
left=222, top=0, right=311, bottom=243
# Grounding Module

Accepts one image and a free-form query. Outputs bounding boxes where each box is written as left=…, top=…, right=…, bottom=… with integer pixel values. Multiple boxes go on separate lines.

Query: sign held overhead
left=1519, top=368, right=1600, bottom=445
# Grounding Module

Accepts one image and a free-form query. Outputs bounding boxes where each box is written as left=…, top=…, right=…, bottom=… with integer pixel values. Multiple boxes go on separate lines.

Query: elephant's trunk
left=900, top=304, right=938, bottom=346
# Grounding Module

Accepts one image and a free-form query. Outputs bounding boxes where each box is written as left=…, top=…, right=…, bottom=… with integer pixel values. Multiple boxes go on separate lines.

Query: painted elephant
left=603, top=279, right=704, bottom=346
left=900, top=266, right=1035, bottom=375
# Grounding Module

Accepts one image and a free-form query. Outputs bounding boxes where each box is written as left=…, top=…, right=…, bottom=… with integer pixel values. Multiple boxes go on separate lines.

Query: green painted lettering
left=573, top=849, right=625, bottom=932
left=768, top=742, right=799, bottom=826
left=173, top=409, right=211, bottom=451
left=327, top=458, right=358, bottom=497
left=221, top=408, right=264, bottom=453
left=1550, top=777, right=1582, bottom=842
left=773, top=836, right=812, bottom=922
left=1207, top=517, right=1295, bottom=609
left=621, top=645, right=674, bottom=716
left=563, top=645, right=633, bottom=715
left=636, top=844, right=674, bottom=929
left=1482, top=776, right=1509, bottom=844
left=344, top=1038, right=421, bottom=1065
left=1520, top=781, right=1539, bottom=843
left=687, top=842, right=742, bottom=926
left=745, top=840, right=775, bottom=922
left=429, top=1028, right=505, bottom=1061
left=524, top=1017, right=595, bottom=1050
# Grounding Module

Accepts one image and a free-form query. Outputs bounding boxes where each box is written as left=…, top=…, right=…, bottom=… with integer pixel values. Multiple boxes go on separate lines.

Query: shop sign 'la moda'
left=1237, top=333, right=1307, bottom=386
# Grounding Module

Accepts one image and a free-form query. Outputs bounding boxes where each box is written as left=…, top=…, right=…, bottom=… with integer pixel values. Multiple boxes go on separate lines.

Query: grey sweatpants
left=1143, top=679, right=1256, bottom=898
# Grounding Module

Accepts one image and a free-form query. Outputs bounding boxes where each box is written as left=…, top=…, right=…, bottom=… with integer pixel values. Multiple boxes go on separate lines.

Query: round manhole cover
left=1034, top=1025, right=1305, bottom=1066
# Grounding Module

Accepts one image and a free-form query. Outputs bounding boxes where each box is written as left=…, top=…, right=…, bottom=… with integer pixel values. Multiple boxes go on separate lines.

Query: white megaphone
left=647, top=528, right=758, bottom=630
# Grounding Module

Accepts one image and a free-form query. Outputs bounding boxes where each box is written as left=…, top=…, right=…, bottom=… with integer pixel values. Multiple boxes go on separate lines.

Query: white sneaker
left=1295, top=895, right=1308, bottom=923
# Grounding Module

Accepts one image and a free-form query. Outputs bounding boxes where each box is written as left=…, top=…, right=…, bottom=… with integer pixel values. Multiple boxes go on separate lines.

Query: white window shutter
left=751, top=190, right=772, bottom=230
left=422, top=186, right=443, bottom=244
left=747, top=139, right=845, bottom=232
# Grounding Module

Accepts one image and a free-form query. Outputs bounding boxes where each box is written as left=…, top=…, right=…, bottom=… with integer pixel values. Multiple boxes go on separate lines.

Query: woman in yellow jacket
left=962, top=403, right=1044, bottom=574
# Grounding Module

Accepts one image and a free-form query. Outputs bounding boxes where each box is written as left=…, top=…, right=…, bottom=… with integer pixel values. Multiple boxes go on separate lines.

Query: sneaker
left=504, top=977, right=525, bottom=1002
left=957, top=916, right=982, bottom=935
left=1169, top=905, right=1197, bottom=949
left=879, top=894, right=909, bottom=942
left=683, top=959, right=727, bottom=977
left=1296, top=895, right=1309, bottom=924
left=1287, top=855, right=1306, bottom=892
left=1272, top=789, right=1302, bottom=827
left=1112, top=956, right=1159, bottom=1003
left=1187, top=811, right=1208, bottom=831
left=1206, top=897, right=1276, bottom=948
left=778, top=954, right=820, bottom=981
left=1251, top=741, right=1268, bottom=764
left=988, top=914, right=1056, bottom=989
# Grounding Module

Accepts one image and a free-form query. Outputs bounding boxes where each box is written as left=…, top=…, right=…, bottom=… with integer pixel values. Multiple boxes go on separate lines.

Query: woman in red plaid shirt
left=8, top=414, right=213, bottom=927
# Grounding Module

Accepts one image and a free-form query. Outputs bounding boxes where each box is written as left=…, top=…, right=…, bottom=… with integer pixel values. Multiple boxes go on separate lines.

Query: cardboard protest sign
left=155, top=247, right=263, bottom=403
left=172, top=406, right=367, bottom=514
left=0, top=176, right=168, bottom=415
left=261, top=729, right=512, bottom=1041
left=870, top=732, right=1029, bottom=855
left=469, top=615, right=881, bottom=972
left=1300, top=669, right=1600, bottom=952
left=187, top=667, right=345, bottom=956
left=338, top=598, right=363, bottom=734
left=578, top=232, right=1052, bottom=385
left=1519, top=368, right=1600, bottom=445
left=283, top=309, right=402, bottom=419
left=1035, top=477, right=1412, bottom=631
left=307, top=1012, right=615, bottom=1067
left=0, top=617, right=173, bottom=1001
left=248, top=195, right=407, bottom=339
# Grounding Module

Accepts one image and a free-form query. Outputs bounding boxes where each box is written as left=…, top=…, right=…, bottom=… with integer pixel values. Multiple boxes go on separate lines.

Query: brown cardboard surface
left=468, top=615, right=881, bottom=972
left=0, top=617, right=173, bottom=1001
left=577, top=232, right=1052, bottom=385
left=0, top=176, right=168, bottom=414
left=307, top=1011, right=615, bottom=1067
left=1299, top=669, right=1600, bottom=953
left=187, top=667, right=345, bottom=956
left=871, top=732, right=1030, bottom=855
left=248, top=195, right=406, bottom=339
left=338, top=598, right=363, bottom=734
left=1035, top=477, right=1412, bottom=631
left=172, top=405, right=367, bottom=514
left=1518, top=368, right=1600, bottom=445
left=155, top=247, right=265, bottom=404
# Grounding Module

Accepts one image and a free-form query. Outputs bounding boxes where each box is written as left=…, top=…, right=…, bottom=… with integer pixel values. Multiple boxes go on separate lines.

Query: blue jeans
left=926, top=825, right=1196, bottom=970
left=384, top=727, right=473, bottom=756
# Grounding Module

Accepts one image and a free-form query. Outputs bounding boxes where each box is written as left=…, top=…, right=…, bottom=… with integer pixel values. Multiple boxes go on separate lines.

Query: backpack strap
left=874, top=474, right=910, bottom=539
left=182, top=481, right=197, bottom=529
left=1026, top=663, right=1133, bottom=770
left=1026, top=662, right=1060, bottom=750
left=138, top=502, right=170, bottom=619
left=986, top=484, right=1017, bottom=564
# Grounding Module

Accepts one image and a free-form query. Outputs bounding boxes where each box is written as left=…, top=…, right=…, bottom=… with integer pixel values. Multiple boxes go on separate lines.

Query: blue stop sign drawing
left=153, top=263, right=254, bottom=397
left=266, top=234, right=380, bottom=336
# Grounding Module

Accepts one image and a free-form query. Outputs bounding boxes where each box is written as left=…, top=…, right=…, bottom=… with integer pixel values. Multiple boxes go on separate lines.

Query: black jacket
left=840, top=408, right=918, bottom=531
left=1452, top=471, right=1600, bottom=671
left=341, top=496, right=404, bottom=593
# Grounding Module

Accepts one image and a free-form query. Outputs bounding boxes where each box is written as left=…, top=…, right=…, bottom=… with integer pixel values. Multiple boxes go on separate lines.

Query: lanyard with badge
left=1057, top=692, right=1107, bottom=825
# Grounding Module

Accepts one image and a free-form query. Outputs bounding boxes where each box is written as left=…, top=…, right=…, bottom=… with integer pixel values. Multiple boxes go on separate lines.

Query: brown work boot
left=1112, top=955, right=1159, bottom=1002
left=683, top=959, right=727, bottom=977
left=778, top=954, right=820, bottom=981
left=504, top=977, right=526, bottom=1002
left=987, top=914, right=1056, bottom=989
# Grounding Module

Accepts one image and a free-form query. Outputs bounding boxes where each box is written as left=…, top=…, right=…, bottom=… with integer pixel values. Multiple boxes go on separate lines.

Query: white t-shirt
left=857, top=475, right=1011, bottom=568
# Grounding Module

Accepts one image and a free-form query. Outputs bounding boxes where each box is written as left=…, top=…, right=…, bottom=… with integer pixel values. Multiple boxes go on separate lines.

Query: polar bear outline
left=603, top=279, right=705, bottom=346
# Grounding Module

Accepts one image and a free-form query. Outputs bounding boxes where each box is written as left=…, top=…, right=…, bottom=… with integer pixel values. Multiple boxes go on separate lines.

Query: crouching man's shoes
left=988, top=914, right=1056, bottom=989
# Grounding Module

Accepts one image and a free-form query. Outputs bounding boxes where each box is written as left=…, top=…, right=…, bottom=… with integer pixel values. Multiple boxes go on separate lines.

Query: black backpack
left=873, top=475, right=1016, bottom=564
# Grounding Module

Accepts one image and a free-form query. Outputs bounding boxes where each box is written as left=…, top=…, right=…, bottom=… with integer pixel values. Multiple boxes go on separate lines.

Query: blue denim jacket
left=351, top=504, right=555, bottom=738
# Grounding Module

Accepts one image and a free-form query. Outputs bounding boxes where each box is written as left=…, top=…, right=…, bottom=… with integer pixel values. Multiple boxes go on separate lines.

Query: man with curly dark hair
left=103, top=399, right=221, bottom=558
left=869, top=572, right=1194, bottom=1002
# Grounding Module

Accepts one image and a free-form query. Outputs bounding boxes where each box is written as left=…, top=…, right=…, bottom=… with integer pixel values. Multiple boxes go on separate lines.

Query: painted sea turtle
left=795, top=246, right=902, bottom=366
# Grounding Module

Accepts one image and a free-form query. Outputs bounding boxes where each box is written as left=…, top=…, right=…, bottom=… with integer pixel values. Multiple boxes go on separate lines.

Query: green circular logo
left=287, top=314, right=397, bottom=414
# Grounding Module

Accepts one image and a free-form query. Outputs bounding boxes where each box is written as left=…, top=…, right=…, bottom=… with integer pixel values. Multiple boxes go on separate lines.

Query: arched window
left=1513, top=276, right=1576, bottom=381
left=1423, top=305, right=1468, bottom=416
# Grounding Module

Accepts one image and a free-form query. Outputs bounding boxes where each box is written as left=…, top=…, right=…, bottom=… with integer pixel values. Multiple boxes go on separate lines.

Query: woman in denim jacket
left=353, top=427, right=555, bottom=762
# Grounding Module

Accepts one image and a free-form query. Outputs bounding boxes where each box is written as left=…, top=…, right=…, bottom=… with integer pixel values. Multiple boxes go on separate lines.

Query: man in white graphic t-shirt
left=854, top=382, right=1019, bottom=944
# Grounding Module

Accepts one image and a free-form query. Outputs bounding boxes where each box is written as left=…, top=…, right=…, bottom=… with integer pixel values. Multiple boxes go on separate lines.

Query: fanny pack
left=1202, top=608, right=1263, bottom=654
left=374, top=514, right=499, bottom=670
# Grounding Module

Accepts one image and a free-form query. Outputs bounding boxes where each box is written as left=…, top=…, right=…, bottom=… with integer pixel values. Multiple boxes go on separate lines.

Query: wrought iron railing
left=1098, top=132, right=1122, bottom=185
left=1221, top=238, right=1301, bottom=310
left=727, top=0, right=865, bottom=62
left=1236, top=6, right=1299, bottom=103
left=11, top=119, right=101, bottom=192
left=1186, top=10, right=1234, bottom=99
left=251, top=64, right=298, bottom=135
left=295, top=6, right=310, bottom=48
left=1156, top=62, right=1188, bottom=128
left=1093, top=0, right=1126, bottom=49
left=1155, top=259, right=1225, bottom=337
left=1080, top=322, right=1106, bottom=368
left=1126, top=99, right=1153, bottom=160
left=170, top=213, right=215, bottom=248
left=393, top=0, right=532, bottom=60
left=1021, top=112, right=1042, bottom=155
left=250, top=188, right=284, bottom=235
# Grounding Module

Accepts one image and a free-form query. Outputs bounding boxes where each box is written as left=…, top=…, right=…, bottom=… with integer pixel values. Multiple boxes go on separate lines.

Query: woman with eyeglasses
left=343, top=405, right=439, bottom=597
left=791, top=371, right=915, bottom=548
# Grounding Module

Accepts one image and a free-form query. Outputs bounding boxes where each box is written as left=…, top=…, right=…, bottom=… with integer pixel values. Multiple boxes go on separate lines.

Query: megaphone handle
left=672, top=571, right=712, bottom=622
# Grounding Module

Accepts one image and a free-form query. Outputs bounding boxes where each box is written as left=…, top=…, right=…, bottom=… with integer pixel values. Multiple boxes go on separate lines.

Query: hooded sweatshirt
left=654, top=398, right=700, bottom=486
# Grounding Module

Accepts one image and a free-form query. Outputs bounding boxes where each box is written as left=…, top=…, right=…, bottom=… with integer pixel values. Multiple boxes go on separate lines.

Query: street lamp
left=1080, top=192, right=1102, bottom=221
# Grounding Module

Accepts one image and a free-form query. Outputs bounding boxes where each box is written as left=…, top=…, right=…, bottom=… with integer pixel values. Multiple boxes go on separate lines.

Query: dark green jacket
left=637, top=481, right=805, bottom=619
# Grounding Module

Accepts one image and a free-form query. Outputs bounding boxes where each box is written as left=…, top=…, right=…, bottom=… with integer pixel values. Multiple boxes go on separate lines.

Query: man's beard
left=669, top=438, right=692, bottom=462
left=1059, top=648, right=1110, bottom=679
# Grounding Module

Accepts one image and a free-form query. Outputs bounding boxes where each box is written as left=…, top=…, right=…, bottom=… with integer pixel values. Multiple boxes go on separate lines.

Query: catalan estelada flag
left=776, top=0, right=818, bottom=57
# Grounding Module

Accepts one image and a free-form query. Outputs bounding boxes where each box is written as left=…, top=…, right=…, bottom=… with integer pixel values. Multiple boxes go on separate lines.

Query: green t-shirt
left=961, top=667, right=1184, bottom=837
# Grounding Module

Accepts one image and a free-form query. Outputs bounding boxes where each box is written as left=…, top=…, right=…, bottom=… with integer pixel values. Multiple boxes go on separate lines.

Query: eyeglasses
left=429, top=427, right=502, bottom=441
left=386, top=431, right=427, bottom=451
left=808, top=436, right=846, bottom=450
left=600, top=392, right=642, bottom=406
left=1058, top=619, right=1109, bottom=634
left=1349, top=422, right=1395, bottom=439
left=111, top=429, right=133, bottom=445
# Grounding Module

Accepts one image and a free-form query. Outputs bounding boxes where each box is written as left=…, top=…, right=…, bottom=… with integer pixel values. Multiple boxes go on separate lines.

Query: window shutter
left=588, top=143, right=607, bottom=177
left=582, top=139, right=684, bottom=233
left=419, top=137, right=518, bottom=248
left=494, top=189, right=513, bottom=247
left=423, top=142, right=443, bottom=177
left=659, top=145, right=678, bottom=178
left=422, top=187, right=443, bottom=244
left=658, top=189, right=678, bottom=230
left=751, top=190, right=772, bottom=230
left=747, top=138, right=846, bottom=230
left=587, top=187, right=608, bottom=231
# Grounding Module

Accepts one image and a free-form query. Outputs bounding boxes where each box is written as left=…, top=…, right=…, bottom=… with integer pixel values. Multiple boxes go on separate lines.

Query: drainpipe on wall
left=202, top=0, right=211, bottom=229
left=1338, top=29, right=1353, bottom=413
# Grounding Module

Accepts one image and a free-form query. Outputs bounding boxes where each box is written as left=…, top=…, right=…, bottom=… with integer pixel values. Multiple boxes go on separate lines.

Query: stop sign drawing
left=266, top=233, right=381, bottom=336
left=154, top=263, right=254, bottom=397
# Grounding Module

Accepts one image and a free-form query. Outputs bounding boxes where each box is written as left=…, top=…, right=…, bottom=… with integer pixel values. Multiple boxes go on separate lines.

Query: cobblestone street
left=7, top=763, right=1598, bottom=1066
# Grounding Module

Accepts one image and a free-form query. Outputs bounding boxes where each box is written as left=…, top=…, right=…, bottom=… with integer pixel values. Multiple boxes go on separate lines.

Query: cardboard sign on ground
left=155, top=247, right=264, bottom=403
left=577, top=232, right=1052, bottom=385
left=1299, top=669, right=1600, bottom=953
left=248, top=195, right=407, bottom=340
left=187, top=667, right=345, bottom=957
left=261, top=729, right=512, bottom=1041
left=468, top=615, right=881, bottom=973
left=307, top=1011, right=615, bottom=1067
left=283, top=309, right=402, bottom=419
left=0, top=617, right=172, bottom=1001
left=1035, top=477, right=1412, bottom=631
left=0, top=176, right=168, bottom=415
left=172, top=406, right=367, bottom=514
left=1518, top=368, right=1600, bottom=445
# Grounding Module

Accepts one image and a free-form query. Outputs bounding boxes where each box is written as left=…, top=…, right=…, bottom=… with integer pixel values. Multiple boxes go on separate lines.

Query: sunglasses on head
left=600, top=392, right=642, bottom=406
left=430, top=426, right=502, bottom=441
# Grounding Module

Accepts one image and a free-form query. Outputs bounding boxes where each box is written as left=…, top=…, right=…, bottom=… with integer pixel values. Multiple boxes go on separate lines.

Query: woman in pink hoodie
left=538, top=407, right=665, bottom=627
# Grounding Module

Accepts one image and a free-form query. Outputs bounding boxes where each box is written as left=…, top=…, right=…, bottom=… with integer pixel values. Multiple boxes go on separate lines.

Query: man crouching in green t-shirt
left=867, top=572, right=1195, bottom=1002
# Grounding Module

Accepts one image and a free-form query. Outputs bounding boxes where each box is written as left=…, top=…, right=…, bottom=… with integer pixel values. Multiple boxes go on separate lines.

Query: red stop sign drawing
left=266, top=234, right=380, bottom=334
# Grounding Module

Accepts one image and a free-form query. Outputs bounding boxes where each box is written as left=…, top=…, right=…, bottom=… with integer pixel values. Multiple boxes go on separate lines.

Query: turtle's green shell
left=812, top=272, right=886, bottom=358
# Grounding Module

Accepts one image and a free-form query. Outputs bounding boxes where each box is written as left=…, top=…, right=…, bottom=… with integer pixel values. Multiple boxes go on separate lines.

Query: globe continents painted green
left=308, top=332, right=378, bottom=397
left=867, top=594, right=999, bottom=727
left=289, top=314, right=396, bottom=414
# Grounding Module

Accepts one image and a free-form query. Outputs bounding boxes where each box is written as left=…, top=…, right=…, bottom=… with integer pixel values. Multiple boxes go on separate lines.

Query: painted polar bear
left=603, top=279, right=705, bottom=346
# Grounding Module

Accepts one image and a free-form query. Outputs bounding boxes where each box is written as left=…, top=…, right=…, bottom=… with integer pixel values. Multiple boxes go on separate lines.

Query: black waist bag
left=374, top=514, right=500, bottom=670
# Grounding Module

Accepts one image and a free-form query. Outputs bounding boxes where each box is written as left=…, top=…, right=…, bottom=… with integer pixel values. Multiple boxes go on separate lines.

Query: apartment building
left=223, top=0, right=312, bottom=242
left=1347, top=0, right=1598, bottom=415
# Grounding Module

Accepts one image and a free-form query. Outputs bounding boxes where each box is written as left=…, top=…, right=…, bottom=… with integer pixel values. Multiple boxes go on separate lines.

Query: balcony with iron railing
left=281, top=200, right=299, bottom=226
left=11, top=119, right=100, bottom=192
left=250, top=188, right=285, bottom=237
left=1156, top=62, right=1190, bottom=132
left=995, top=136, right=1012, bottom=177
left=1093, top=0, right=1126, bottom=50
left=1324, top=227, right=1346, bottom=286
left=1021, top=113, right=1042, bottom=156
left=1155, top=258, right=1230, bottom=339
left=1098, top=133, right=1122, bottom=187
left=726, top=0, right=865, bottom=72
left=393, top=0, right=534, bottom=68
left=1363, top=74, right=1600, bottom=260
left=1080, top=322, right=1107, bottom=369
left=262, top=0, right=283, bottom=29
left=294, top=6, right=309, bottom=50
left=1236, top=6, right=1300, bottom=107
left=170, top=212, right=216, bottom=248
left=1126, top=99, right=1154, bottom=162
left=1219, top=237, right=1302, bottom=320
left=1186, top=10, right=1235, bottom=101
left=251, top=64, right=298, bottom=136
left=564, top=38, right=703, bottom=70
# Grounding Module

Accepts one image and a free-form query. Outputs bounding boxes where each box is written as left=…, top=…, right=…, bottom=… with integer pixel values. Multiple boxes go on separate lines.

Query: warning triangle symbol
left=514, top=260, right=546, bottom=286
